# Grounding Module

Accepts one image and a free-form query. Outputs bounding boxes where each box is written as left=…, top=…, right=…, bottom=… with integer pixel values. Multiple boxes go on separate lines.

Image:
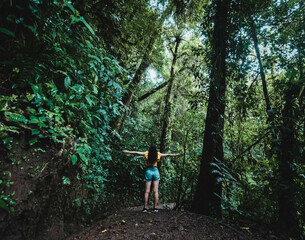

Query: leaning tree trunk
left=111, top=8, right=170, bottom=131
left=159, top=36, right=181, bottom=153
left=192, top=0, right=229, bottom=217
left=249, top=15, right=271, bottom=113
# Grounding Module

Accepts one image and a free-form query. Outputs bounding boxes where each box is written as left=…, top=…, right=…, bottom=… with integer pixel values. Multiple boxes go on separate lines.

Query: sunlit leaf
left=80, top=17, right=95, bottom=35
left=62, top=176, right=71, bottom=185
left=71, top=155, right=78, bottom=165
left=64, top=76, right=71, bottom=89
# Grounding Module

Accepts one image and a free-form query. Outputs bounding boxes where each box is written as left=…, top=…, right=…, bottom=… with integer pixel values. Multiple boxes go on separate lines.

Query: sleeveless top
left=144, top=151, right=161, bottom=167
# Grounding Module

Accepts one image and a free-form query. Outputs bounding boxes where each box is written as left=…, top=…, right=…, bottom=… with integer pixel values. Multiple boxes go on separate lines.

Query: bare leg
left=153, top=180, right=159, bottom=209
left=144, top=181, right=151, bottom=209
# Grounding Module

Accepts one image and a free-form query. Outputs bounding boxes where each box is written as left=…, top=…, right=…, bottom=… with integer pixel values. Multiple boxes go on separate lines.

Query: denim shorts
left=145, top=167, right=160, bottom=182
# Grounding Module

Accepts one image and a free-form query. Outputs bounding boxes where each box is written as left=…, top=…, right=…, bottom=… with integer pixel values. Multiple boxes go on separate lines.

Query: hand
left=122, top=150, right=129, bottom=153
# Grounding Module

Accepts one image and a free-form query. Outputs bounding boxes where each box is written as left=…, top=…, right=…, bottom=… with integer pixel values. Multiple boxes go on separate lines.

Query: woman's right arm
left=122, top=150, right=146, bottom=156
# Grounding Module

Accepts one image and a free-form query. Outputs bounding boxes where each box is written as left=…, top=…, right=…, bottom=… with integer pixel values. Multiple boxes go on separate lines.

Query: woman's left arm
left=160, top=153, right=181, bottom=157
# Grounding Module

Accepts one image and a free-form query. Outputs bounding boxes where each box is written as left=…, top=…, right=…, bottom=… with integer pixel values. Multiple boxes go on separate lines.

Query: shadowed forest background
left=0, top=0, right=304, bottom=239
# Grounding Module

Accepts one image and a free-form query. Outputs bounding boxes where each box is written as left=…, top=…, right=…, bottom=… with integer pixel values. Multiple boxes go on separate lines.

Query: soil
left=0, top=136, right=86, bottom=240
left=66, top=205, right=282, bottom=240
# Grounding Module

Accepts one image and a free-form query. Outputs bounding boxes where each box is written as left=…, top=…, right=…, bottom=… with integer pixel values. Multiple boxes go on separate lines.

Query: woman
left=123, top=144, right=180, bottom=212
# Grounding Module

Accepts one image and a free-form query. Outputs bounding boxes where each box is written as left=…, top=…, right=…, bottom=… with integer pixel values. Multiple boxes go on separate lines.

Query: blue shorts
left=145, top=167, right=160, bottom=182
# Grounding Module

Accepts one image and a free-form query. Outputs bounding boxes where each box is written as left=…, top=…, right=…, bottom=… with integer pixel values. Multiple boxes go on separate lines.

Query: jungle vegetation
left=0, top=0, right=304, bottom=239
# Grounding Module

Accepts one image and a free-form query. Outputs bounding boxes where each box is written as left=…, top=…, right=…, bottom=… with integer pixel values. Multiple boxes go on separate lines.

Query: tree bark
left=277, top=86, right=299, bottom=237
left=192, top=0, right=229, bottom=217
left=159, top=36, right=181, bottom=153
left=176, top=128, right=189, bottom=208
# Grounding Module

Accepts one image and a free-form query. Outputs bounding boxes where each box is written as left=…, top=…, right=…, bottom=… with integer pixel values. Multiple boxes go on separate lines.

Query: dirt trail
left=67, top=205, right=279, bottom=240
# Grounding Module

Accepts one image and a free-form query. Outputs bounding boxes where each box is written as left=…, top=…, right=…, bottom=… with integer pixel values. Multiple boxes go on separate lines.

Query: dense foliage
left=0, top=0, right=125, bottom=215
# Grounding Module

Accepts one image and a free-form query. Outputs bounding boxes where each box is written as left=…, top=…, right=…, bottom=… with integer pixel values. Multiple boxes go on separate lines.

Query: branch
left=232, top=132, right=269, bottom=162
left=138, top=81, right=168, bottom=101
left=178, top=51, right=190, bottom=59
left=248, top=71, right=260, bottom=91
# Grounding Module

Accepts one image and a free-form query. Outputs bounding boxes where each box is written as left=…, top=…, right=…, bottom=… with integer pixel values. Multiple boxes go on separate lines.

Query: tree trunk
left=176, top=128, right=189, bottom=208
left=277, top=86, right=299, bottom=237
left=159, top=36, right=181, bottom=153
left=192, top=0, right=229, bottom=217
left=277, top=2, right=303, bottom=235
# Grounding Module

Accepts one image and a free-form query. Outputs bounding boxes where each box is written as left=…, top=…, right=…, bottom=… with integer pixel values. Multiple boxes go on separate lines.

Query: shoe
left=153, top=208, right=159, bottom=213
left=142, top=208, right=148, bottom=213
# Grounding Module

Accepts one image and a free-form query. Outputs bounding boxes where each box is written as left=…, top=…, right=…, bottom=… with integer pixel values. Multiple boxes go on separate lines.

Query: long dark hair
left=147, top=144, right=158, bottom=165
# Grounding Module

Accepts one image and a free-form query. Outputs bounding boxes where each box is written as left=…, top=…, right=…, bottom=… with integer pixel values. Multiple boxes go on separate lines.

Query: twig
left=220, top=222, right=254, bottom=240
left=232, top=132, right=269, bottom=162
left=1, top=77, right=10, bottom=85
left=34, top=162, right=50, bottom=180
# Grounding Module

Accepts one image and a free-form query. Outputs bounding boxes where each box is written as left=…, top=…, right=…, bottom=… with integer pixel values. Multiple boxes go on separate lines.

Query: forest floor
left=66, top=204, right=284, bottom=240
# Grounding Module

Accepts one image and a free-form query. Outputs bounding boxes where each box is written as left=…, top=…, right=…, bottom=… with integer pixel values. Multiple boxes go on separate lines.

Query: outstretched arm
left=160, top=153, right=181, bottom=157
left=122, top=150, right=146, bottom=156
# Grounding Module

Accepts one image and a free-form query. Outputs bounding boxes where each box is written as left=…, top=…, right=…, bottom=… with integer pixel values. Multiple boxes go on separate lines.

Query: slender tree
left=248, top=15, right=271, bottom=112
left=160, top=35, right=182, bottom=153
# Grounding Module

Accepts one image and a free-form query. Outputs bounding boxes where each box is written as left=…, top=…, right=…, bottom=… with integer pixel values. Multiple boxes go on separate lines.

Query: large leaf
left=64, top=2, right=76, bottom=14
left=4, top=112, right=27, bottom=124
left=80, top=17, right=95, bottom=35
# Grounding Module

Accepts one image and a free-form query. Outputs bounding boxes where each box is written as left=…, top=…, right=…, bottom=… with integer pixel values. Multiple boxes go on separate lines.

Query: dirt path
left=66, top=205, right=279, bottom=240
